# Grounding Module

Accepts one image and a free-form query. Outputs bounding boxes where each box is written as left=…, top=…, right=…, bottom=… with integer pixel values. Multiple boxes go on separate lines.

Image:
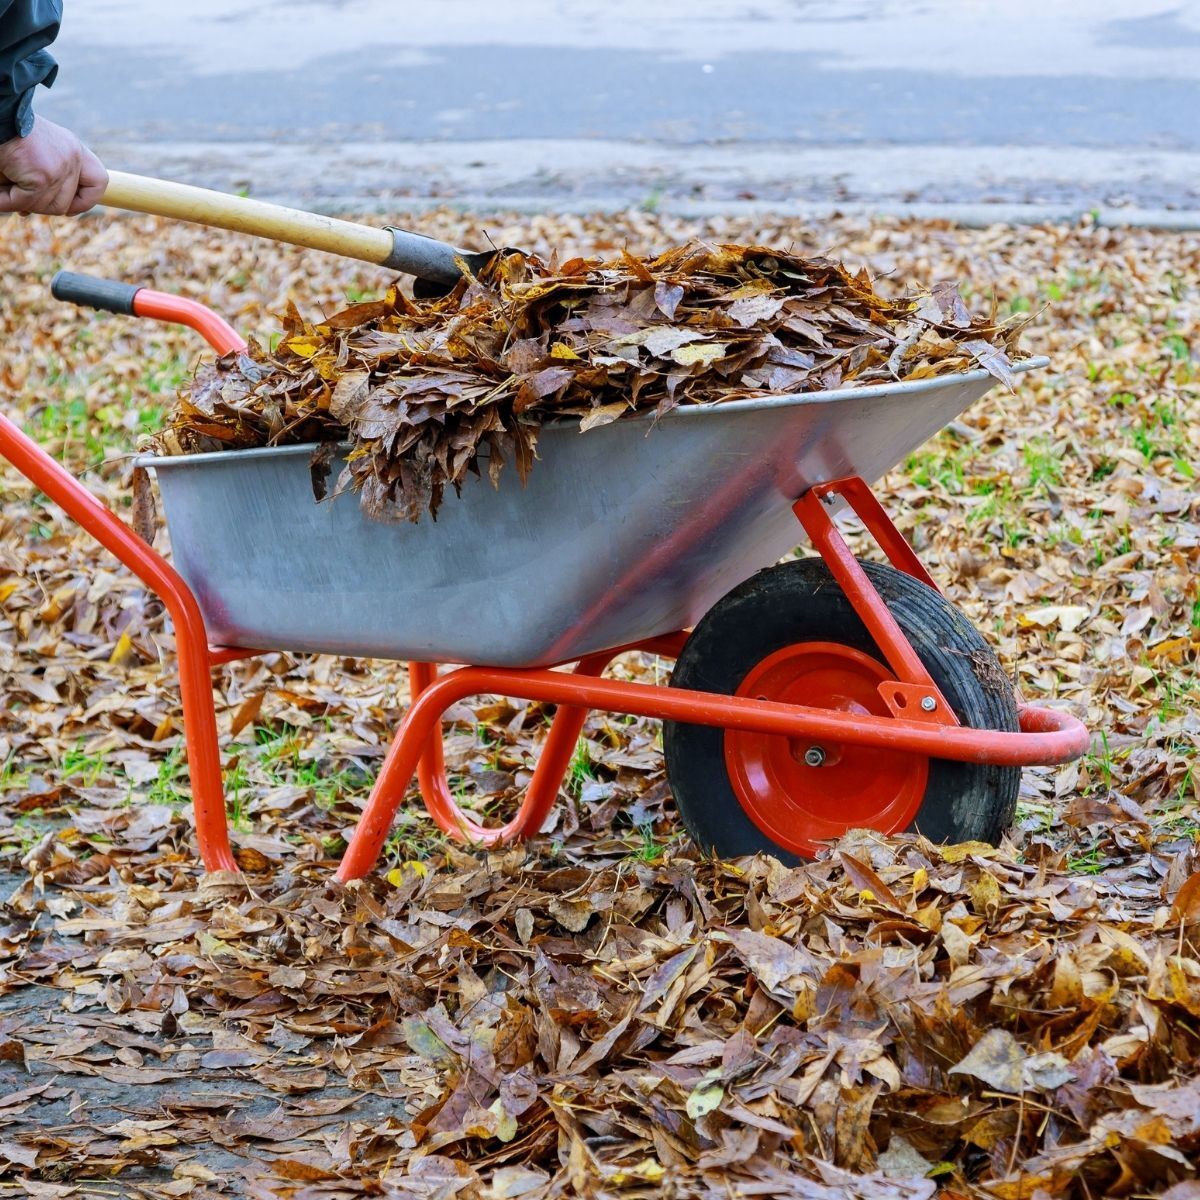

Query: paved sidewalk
left=40, top=0, right=1200, bottom=212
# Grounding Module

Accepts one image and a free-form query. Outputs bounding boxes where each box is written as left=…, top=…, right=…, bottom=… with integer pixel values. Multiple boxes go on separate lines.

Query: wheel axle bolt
left=921, top=696, right=937, bottom=712
left=804, top=746, right=826, bottom=767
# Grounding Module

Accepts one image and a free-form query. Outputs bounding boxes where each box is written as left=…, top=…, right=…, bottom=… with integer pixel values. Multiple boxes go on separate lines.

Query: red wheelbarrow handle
left=0, top=273, right=249, bottom=873
left=51, top=271, right=247, bottom=356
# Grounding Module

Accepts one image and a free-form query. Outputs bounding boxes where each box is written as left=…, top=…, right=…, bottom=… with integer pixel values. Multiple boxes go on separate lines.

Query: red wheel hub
left=724, top=641, right=929, bottom=857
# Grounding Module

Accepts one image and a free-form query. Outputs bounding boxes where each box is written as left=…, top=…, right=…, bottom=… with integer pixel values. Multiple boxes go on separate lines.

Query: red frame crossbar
left=0, top=287, right=1090, bottom=879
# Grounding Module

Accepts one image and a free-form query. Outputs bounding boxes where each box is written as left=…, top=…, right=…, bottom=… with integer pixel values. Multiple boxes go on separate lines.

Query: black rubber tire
left=663, top=557, right=1020, bottom=863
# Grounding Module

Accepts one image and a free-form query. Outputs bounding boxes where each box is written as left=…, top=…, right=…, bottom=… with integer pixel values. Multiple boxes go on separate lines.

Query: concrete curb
left=110, top=192, right=1196, bottom=231
left=88, top=139, right=1200, bottom=229
left=275, top=197, right=1200, bottom=231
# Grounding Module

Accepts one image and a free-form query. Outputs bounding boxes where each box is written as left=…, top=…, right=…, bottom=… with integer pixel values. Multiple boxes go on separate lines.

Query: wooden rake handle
left=101, top=171, right=490, bottom=286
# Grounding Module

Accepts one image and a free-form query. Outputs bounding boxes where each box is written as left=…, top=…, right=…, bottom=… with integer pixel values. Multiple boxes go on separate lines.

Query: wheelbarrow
left=0, top=272, right=1090, bottom=879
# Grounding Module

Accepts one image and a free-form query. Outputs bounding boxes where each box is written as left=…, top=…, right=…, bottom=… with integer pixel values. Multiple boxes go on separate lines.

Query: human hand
left=0, top=117, right=108, bottom=215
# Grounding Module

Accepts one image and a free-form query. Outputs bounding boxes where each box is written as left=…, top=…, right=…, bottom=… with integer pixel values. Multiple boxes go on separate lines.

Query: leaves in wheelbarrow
left=152, top=242, right=1024, bottom=520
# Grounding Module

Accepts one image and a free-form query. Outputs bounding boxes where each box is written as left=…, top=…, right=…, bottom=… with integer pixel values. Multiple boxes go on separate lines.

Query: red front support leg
left=794, top=476, right=958, bottom=725
left=401, top=653, right=618, bottom=849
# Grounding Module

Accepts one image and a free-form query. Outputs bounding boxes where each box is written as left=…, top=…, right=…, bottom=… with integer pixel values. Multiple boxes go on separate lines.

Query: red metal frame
left=794, top=479, right=957, bottom=725
left=0, top=293, right=246, bottom=872
left=333, top=658, right=1086, bottom=881
left=0, top=415, right=239, bottom=873
left=132, top=290, right=247, bottom=357
left=0, top=287, right=1091, bottom=881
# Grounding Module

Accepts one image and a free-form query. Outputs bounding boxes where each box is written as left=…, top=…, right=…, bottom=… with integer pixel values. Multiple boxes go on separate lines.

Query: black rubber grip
left=51, top=270, right=142, bottom=316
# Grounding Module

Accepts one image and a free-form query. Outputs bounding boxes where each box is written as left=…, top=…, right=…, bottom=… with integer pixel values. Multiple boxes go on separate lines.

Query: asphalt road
left=32, top=1, right=1200, bottom=213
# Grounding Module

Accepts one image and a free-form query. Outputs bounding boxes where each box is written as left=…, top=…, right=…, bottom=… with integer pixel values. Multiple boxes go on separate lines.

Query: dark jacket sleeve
left=0, top=0, right=61, bottom=142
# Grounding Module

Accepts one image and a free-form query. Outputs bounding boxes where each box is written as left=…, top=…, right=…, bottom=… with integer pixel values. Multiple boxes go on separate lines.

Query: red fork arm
left=794, top=479, right=938, bottom=682
left=793, top=475, right=961, bottom=727
left=336, top=662, right=1088, bottom=881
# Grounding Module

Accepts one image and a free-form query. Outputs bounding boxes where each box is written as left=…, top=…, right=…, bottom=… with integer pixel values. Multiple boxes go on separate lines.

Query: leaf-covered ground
left=0, top=211, right=1198, bottom=1199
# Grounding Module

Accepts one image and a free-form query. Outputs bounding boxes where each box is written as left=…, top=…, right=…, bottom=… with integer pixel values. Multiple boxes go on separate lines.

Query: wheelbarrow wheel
left=663, top=557, right=1020, bottom=863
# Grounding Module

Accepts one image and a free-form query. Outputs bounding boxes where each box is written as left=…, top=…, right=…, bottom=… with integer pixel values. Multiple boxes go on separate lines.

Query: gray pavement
left=0, top=869, right=405, bottom=1195
left=35, top=0, right=1200, bottom=214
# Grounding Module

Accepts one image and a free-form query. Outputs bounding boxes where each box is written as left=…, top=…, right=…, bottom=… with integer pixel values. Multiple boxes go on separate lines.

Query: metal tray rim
left=136, top=356, right=1047, bottom=471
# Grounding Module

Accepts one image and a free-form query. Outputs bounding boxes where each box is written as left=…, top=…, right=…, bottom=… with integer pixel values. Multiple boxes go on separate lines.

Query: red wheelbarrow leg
left=338, top=653, right=619, bottom=882
left=512, top=651, right=618, bottom=837
left=0, top=412, right=238, bottom=873
left=407, top=661, right=449, bottom=822
left=406, top=660, right=562, bottom=839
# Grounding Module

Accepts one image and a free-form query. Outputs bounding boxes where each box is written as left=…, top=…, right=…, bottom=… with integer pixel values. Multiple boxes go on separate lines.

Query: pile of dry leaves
left=6, top=825, right=1199, bottom=1200
left=155, top=243, right=1022, bottom=521
left=0, top=209, right=1197, bottom=1199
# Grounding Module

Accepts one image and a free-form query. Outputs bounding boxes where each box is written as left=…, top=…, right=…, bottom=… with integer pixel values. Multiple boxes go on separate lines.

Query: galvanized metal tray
left=139, top=358, right=1045, bottom=666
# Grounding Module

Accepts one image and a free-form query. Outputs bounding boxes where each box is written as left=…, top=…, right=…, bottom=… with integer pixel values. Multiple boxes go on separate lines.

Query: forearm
left=0, top=0, right=61, bottom=141
left=0, top=0, right=104, bottom=216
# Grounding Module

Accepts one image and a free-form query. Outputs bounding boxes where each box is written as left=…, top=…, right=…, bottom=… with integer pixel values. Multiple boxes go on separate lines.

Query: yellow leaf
left=386, top=861, right=428, bottom=886
left=965, top=1108, right=1019, bottom=1149
left=1149, top=636, right=1193, bottom=662
left=672, top=342, right=728, bottom=367
left=901, top=362, right=944, bottom=381
left=1021, top=605, right=1090, bottom=632
left=913, top=904, right=942, bottom=932
left=1049, top=952, right=1083, bottom=1008
left=488, top=1097, right=518, bottom=1143
left=1165, top=957, right=1200, bottom=1017
left=630, top=1160, right=665, bottom=1182
left=198, top=932, right=238, bottom=959
left=285, top=337, right=321, bottom=358
left=1097, top=925, right=1150, bottom=975
left=579, top=401, right=627, bottom=432
left=941, top=841, right=1001, bottom=863
left=968, top=871, right=1002, bottom=915
left=685, top=1074, right=724, bottom=1120
left=109, top=631, right=134, bottom=665
left=792, top=981, right=816, bottom=1021
left=175, top=1163, right=220, bottom=1183
left=0, top=581, right=20, bottom=603
left=550, top=342, right=581, bottom=360
left=724, top=278, right=776, bottom=299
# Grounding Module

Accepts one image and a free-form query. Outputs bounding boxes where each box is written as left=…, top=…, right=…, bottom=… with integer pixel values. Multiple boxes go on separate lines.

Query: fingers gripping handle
left=51, top=270, right=141, bottom=315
